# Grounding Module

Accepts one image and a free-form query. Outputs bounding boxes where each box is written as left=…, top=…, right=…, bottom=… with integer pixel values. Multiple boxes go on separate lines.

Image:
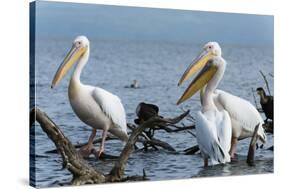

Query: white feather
left=196, top=109, right=231, bottom=165
left=92, top=87, right=127, bottom=136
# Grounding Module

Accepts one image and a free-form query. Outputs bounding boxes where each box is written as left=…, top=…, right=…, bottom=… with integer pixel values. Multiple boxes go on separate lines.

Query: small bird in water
left=130, top=80, right=139, bottom=88
left=256, top=87, right=273, bottom=122
left=125, top=80, right=139, bottom=89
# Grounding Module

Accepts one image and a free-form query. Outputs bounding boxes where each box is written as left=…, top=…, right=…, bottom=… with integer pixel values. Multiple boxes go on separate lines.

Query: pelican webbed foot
left=79, top=128, right=97, bottom=158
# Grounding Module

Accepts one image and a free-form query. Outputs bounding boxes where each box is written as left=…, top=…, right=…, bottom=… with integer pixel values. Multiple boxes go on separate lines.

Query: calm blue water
left=32, top=38, right=273, bottom=187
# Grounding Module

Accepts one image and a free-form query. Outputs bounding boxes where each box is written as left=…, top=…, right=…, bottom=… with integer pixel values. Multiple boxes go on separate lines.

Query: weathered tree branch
left=31, top=108, right=106, bottom=185
left=184, top=145, right=200, bottom=155
left=251, top=87, right=259, bottom=110
left=107, top=111, right=190, bottom=182
left=246, top=124, right=260, bottom=166
left=31, top=107, right=190, bottom=185
left=259, top=70, right=271, bottom=96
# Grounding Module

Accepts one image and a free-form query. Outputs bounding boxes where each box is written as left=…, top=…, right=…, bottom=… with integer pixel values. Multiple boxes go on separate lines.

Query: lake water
left=31, top=38, right=273, bottom=187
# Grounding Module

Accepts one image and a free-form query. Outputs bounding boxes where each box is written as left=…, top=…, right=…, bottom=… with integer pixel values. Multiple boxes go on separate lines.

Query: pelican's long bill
left=177, top=50, right=216, bottom=105
left=178, top=50, right=214, bottom=86
left=51, top=45, right=87, bottom=88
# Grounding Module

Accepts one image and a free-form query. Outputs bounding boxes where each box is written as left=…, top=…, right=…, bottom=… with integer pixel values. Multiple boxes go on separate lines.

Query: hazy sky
left=34, top=1, right=274, bottom=45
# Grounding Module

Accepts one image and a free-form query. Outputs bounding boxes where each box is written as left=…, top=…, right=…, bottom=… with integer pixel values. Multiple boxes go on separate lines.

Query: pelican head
left=51, top=35, right=89, bottom=88
left=177, top=42, right=223, bottom=105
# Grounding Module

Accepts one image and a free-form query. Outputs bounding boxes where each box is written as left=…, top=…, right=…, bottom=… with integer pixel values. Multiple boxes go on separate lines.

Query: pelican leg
left=98, top=129, right=108, bottom=157
left=79, top=128, right=96, bottom=157
left=230, top=137, right=238, bottom=159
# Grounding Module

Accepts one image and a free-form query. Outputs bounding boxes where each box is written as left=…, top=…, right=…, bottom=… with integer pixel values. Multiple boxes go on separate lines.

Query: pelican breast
left=68, top=83, right=111, bottom=130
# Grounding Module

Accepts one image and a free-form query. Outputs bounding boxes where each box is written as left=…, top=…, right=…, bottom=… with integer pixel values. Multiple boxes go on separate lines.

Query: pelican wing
left=196, top=111, right=229, bottom=165
left=214, top=89, right=266, bottom=142
left=92, top=87, right=127, bottom=135
left=216, top=110, right=232, bottom=155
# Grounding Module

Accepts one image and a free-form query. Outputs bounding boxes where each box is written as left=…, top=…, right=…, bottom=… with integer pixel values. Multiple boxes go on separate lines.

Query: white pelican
left=51, top=36, right=128, bottom=157
left=177, top=42, right=266, bottom=159
left=177, top=42, right=232, bottom=166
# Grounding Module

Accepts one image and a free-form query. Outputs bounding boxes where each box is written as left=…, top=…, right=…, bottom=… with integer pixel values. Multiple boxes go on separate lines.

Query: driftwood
left=246, top=124, right=260, bottom=166
left=267, top=146, right=273, bottom=151
left=31, top=107, right=189, bottom=185
left=259, top=70, right=271, bottom=96
left=153, top=124, right=195, bottom=133
left=31, top=106, right=268, bottom=184
left=184, top=145, right=200, bottom=155
left=107, top=111, right=190, bottom=182
left=46, top=121, right=194, bottom=155
left=126, top=118, right=194, bottom=152
left=127, top=124, right=177, bottom=152
left=251, top=87, right=260, bottom=110
left=31, top=108, right=106, bottom=185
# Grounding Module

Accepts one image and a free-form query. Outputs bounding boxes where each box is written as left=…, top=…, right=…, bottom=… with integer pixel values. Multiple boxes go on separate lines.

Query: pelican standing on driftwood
left=51, top=36, right=128, bottom=157
left=177, top=42, right=266, bottom=159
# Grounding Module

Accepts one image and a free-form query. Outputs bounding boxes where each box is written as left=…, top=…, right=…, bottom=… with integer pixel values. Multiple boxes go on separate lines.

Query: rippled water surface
left=32, top=38, right=273, bottom=187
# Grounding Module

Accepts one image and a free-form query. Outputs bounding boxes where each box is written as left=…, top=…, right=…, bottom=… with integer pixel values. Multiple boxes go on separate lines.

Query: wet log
left=146, top=138, right=176, bottom=152
left=267, top=146, right=274, bottom=151
left=120, top=169, right=148, bottom=182
left=184, top=145, right=200, bottom=155
left=153, top=124, right=195, bottom=132
left=107, top=110, right=190, bottom=182
left=32, top=107, right=105, bottom=185
left=31, top=107, right=190, bottom=185
left=127, top=121, right=194, bottom=152
left=246, top=124, right=260, bottom=166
